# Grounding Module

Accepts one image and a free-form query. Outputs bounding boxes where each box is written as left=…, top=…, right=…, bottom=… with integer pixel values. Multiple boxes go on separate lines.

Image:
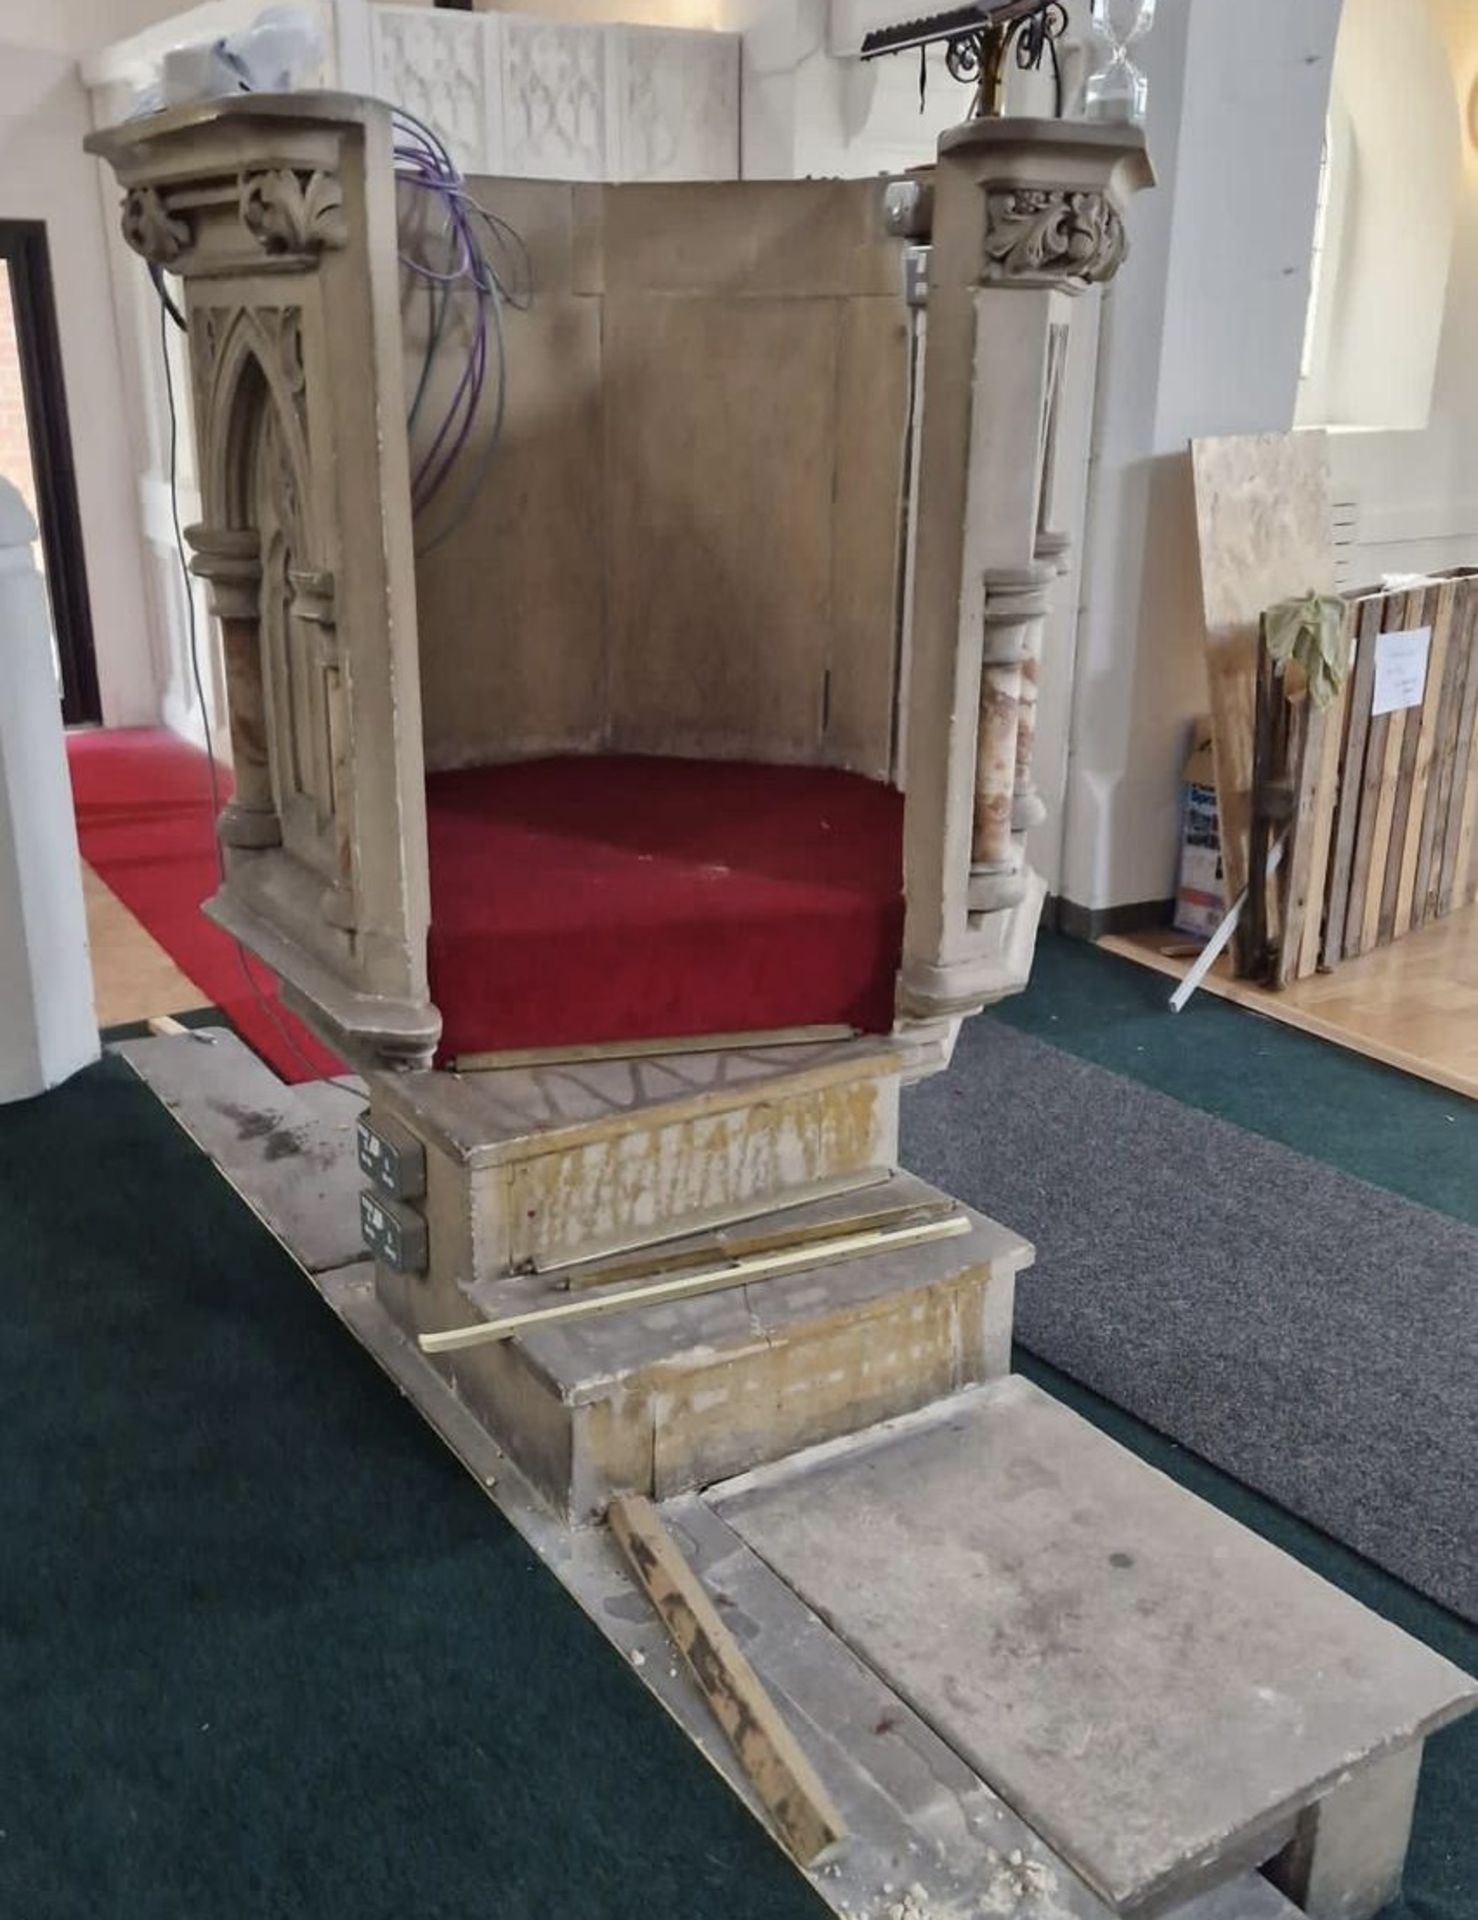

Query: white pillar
left=0, top=479, right=98, bottom=1103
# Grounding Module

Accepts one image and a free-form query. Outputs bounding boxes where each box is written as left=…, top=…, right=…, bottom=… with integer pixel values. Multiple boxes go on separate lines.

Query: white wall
left=1297, top=0, right=1459, bottom=437
left=0, top=479, right=97, bottom=1101
left=1327, top=0, right=1478, bottom=582
left=0, top=0, right=195, bottom=57
left=0, top=40, right=157, bottom=726
left=1058, top=0, right=1344, bottom=915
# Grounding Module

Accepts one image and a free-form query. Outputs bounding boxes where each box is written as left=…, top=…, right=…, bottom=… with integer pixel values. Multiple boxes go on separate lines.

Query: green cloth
left=1, top=1022, right=1471, bottom=1918
left=1265, top=591, right=1350, bottom=709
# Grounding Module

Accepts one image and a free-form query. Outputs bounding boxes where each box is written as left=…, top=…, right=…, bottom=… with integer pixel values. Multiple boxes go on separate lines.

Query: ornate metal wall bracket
left=860, top=0, right=1068, bottom=120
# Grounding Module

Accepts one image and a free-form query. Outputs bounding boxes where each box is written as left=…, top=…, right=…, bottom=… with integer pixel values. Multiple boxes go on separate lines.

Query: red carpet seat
left=425, top=757, right=905, bottom=1060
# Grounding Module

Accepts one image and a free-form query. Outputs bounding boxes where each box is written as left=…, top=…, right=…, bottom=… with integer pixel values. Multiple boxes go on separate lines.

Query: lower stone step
left=381, top=1172, right=1031, bottom=1519
left=707, top=1375, right=1476, bottom=1920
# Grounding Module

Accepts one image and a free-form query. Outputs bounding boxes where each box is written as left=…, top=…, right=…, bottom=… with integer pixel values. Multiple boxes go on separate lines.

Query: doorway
left=0, top=221, right=100, bottom=726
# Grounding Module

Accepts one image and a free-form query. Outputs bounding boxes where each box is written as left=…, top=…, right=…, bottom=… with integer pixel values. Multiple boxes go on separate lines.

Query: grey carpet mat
left=902, top=1021, right=1478, bottom=1622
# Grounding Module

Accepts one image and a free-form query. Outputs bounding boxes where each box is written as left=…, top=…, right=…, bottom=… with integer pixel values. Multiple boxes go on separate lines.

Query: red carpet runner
left=66, top=728, right=341, bottom=1084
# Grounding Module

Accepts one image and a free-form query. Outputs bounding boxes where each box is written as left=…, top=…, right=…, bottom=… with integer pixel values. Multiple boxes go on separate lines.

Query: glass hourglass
left=1084, top=0, right=1156, bottom=126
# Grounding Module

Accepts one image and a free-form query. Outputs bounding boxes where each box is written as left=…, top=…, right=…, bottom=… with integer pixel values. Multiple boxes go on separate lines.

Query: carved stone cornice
left=239, top=168, right=348, bottom=260
left=120, top=186, right=193, bottom=266
left=981, top=187, right=1127, bottom=290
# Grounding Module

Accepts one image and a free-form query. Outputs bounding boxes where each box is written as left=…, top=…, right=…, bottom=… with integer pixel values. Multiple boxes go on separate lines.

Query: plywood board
left=1191, top=432, right=1334, bottom=918
left=412, top=182, right=608, bottom=769
left=823, top=297, right=912, bottom=779
left=603, top=293, right=837, bottom=763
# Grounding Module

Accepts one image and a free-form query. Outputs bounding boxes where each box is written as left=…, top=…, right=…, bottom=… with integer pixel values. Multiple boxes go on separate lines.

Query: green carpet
left=1, top=1043, right=1472, bottom=1917
left=998, top=933, right=1477, bottom=1225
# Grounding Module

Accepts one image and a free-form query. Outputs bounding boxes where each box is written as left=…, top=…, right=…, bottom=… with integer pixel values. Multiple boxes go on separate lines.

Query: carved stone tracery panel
left=501, top=18, right=610, bottom=182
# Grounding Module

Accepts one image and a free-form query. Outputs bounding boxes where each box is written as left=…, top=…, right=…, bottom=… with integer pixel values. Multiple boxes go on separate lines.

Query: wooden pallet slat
left=1392, top=578, right=1456, bottom=938
left=1321, top=593, right=1382, bottom=969
left=1375, top=585, right=1432, bottom=947
left=1417, top=576, right=1473, bottom=925
left=608, top=1492, right=847, bottom=1868
left=1291, top=599, right=1358, bottom=982
left=1436, top=575, right=1478, bottom=918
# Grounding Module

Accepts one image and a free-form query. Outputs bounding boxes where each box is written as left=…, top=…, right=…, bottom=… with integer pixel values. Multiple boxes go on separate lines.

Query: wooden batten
left=608, top=1493, right=847, bottom=1867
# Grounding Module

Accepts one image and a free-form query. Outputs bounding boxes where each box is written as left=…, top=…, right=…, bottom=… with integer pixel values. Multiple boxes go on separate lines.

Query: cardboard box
left=1175, top=718, right=1223, bottom=940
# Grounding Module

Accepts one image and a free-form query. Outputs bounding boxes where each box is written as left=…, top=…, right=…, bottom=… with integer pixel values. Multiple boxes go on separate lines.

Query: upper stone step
left=372, top=1033, right=906, bottom=1169
left=709, top=1375, right=1476, bottom=1919
left=370, top=1033, right=910, bottom=1278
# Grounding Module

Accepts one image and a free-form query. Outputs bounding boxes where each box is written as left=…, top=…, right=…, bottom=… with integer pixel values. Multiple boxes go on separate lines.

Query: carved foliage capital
left=981, top=187, right=1127, bottom=291
left=239, top=168, right=348, bottom=260
left=121, top=186, right=193, bottom=266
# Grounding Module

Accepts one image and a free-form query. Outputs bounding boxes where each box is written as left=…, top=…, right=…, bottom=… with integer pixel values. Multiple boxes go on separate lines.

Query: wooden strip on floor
left=608, top=1492, right=846, bottom=1867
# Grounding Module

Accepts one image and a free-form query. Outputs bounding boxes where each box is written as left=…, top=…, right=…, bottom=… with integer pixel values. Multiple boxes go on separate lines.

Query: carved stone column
left=898, top=119, right=1152, bottom=1021
left=183, top=524, right=279, bottom=851
left=87, top=95, right=438, bottom=1069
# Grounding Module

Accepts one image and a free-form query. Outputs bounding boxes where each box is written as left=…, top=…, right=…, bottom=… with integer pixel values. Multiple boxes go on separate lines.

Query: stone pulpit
left=88, top=92, right=1472, bottom=1920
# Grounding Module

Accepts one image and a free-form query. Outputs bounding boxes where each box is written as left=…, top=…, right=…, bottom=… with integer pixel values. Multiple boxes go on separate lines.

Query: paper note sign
left=1372, top=627, right=1431, bottom=716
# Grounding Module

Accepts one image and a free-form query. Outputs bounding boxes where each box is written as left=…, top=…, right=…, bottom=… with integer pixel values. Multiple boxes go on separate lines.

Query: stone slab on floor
left=115, top=1028, right=365, bottom=1273
left=320, top=1263, right=1303, bottom=1920
left=711, top=1375, right=1477, bottom=1918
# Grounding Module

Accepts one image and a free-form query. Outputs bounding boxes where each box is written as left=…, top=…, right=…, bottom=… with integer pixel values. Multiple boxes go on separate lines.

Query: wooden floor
left=82, top=861, right=209, bottom=1030
left=1102, top=900, right=1478, bottom=1103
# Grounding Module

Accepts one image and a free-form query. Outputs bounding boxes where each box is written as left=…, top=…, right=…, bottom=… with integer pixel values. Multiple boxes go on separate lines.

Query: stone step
left=366, top=1032, right=909, bottom=1284
left=707, top=1375, right=1476, bottom=1920
left=383, top=1172, right=1031, bottom=1520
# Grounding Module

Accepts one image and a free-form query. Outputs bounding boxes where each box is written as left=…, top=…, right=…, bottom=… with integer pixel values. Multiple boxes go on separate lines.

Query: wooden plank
left=1343, top=593, right=1399, bottom=959
left=1417, top=578, right=1474, bottom=924
left=1292, top=603, right=1356, bottom=981
left=1393, top=579, right=1456, bottom=938
left=608, top=1492, right=847, bottom=1868
left=1191, top=432, right=1334, bottom=921
left=560, top=1196, right=962, bottom=1292
left=419, top=1213, right=972, bottom=1354
left=604, top=292, right=838, bottom=766
left=454, top=1024, right=856, bottom=1073
left=1323, top=595, right=1382, bottom=967
left=145, top=1014, right=190, bottom=1037
left=1274, top=664, right=1329, bottom=988
left=1437, top=576, right=1478, bottom=918
left=1373, top=587, right=1429, bottom=948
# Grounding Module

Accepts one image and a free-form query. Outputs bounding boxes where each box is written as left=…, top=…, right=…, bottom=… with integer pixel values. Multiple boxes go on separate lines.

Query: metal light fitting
left=860, top=0, right=1068, bottom=119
